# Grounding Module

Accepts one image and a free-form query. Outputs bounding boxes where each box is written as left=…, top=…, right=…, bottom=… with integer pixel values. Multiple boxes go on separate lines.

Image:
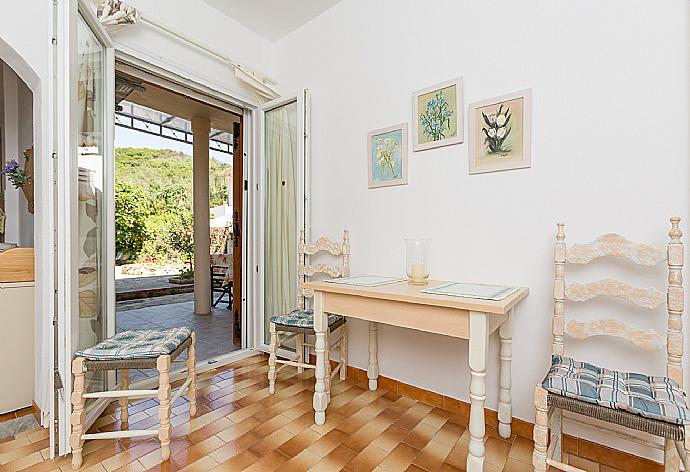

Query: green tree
left=115, top=182, right=150, bottom=262
left=166, top=209, right=195, bottom=272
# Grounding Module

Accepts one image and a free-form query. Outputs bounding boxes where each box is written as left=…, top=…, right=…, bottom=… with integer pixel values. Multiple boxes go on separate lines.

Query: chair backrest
left=297, top=229, right=350, bottom=310
left=552, top=217, right=684, bottom=385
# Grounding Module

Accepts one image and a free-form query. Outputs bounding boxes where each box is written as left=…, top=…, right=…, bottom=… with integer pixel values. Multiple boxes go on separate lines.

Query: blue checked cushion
left=271, top=309, right=343, bottom=329
left=543, top=355, right=690, bottom=425
left=75, top=327, right=192, bottom=361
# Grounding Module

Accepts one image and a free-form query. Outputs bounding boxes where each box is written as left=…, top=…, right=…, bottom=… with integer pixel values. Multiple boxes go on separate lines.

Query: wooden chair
left=533, top=217, right=689, bottom=472
left=210, top=253, right=232, bottom=308
left=70, top=328, right=197, bottom=469
left=268, top=229, right=350, bottom=397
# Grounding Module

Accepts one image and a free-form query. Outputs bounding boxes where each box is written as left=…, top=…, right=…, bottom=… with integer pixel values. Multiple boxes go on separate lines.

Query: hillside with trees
left=114, top=147, right=231, bottom=266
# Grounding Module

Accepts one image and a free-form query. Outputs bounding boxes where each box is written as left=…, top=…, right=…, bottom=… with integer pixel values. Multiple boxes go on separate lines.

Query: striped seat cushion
left=543, top=355, right=690, bottom=425
left=75, top=327, right=192, bottom=361
left=271, top=309, right=343, bottom=329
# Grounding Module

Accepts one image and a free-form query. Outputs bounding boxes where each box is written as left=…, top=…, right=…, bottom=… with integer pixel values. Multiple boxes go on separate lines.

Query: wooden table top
left=304, top=279, right=529, bottom=315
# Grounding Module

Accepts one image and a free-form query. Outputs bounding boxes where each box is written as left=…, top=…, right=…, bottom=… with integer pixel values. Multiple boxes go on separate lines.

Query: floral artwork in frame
left=367, top=123, right=408, bottom=189
left=412, top=77, right=463, bottom=152
left=468, top=89, right=532, bottom=174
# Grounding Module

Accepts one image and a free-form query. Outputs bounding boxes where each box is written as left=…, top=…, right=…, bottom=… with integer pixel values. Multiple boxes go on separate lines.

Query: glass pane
left=264, top=101, right=298, bottom=344
left=77, top=14, right=107, bottom=393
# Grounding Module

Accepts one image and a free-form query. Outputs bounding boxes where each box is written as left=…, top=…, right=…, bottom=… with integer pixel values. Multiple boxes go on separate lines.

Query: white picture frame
left=412, top=77, right=463, bottom=152
left=468, top=89, right=532, bottom=174
left=367, top=122, right=408, bottom=189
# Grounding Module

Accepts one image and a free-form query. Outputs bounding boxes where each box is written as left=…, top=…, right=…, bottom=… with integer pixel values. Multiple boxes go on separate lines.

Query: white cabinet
left=0, top=282, right=34, bottom=413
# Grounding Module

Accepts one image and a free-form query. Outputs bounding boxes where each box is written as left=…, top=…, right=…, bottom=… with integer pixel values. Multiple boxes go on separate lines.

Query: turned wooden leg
left=551, top=407, right=563, bottom=462
left=367, top=321, right=379, bottom=391
left=70, top=357, right=86, bottom=470
left=187, top=332, right=197, bottom=416
left=340, top=324, right=348, bottom=381
left=533, top=385, right=549, bottom=472
left=157, top=355, right=172, bottom=461
left=296, top=333, right=304, bottom=374
left=498, top=309, right=513, bottom=439
left=119, top=368, right=129, bottom=428
left=325, top=329, right=331, bottom=403
left=467, top=311, right=488, bottom=472
left=665, top=438, right=680, bottom=472
left=268, top=322, right=277, bottom=395
left=313, top=291, right=328, bottom=425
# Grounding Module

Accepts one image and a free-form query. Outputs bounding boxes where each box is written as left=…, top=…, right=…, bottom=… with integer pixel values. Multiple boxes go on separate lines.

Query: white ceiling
left=202, top=0, right=340, bottom=41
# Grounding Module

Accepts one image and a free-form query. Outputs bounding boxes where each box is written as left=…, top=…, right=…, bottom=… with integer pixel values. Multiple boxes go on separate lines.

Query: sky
left=114, top=126, right=232, bottom=164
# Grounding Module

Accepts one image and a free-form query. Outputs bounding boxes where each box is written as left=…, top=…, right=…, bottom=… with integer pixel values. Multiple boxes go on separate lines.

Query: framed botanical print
left=468, top=89, right=532, bottom=174
left=367, top=123, right=408, bottom=188
left=412, top=77, right=463, bottom=152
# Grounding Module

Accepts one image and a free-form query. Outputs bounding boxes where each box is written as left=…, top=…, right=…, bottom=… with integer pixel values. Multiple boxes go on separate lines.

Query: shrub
left=115, top=182, right=150, bottom=262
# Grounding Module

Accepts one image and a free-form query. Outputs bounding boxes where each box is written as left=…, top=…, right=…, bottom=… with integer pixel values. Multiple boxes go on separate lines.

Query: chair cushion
left=75, top=327, right=193, bottom=361
left=271, top=309, right=343, bottom=329
left=543, top=355, right=690, bottom=425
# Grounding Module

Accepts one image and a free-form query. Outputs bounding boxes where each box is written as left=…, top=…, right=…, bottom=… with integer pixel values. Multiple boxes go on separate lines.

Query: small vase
left=405, top=238, right=430, bottom=285
left=21, top=183, right=34, bottom=214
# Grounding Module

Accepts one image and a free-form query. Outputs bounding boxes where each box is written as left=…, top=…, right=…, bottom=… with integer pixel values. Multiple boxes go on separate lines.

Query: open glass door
left=255, top=91, right=310, bottom=350
left=54, top=0, right=115, bottom=456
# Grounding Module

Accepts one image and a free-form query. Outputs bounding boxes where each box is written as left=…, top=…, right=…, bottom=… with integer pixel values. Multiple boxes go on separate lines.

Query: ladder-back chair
left=268, top=229, right=350, bottom=397
left=533, top=217, right=689, bottom=472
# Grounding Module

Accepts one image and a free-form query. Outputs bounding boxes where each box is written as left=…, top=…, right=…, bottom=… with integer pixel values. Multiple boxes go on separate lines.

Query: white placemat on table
left=324, top=276, right=404, bottom=287
left=422, top=282, right=519, bottom=301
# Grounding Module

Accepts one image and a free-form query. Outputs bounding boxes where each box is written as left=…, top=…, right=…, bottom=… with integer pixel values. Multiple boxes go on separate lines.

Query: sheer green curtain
left=264, top=101, right=298, bottom=343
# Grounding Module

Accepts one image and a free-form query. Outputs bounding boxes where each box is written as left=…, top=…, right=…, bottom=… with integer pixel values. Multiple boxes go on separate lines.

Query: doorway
left=111, top=66, right=245, bottom=380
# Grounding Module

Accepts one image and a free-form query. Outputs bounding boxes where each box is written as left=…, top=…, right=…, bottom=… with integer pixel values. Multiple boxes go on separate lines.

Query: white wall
left=274, top=0, right=690, bottom=458
left=2, top=62, right=34, bottom=247
left=0, top=1, right=53, bottom=422
left=111, top=0, right=275, bottom=106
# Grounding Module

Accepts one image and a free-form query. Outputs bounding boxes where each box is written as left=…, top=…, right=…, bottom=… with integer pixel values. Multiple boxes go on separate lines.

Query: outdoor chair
left=210, top=252, right=232, bottom=308
left=533, top=218, right=690, bottom=471
left=268, top=230, right=350, bottom=398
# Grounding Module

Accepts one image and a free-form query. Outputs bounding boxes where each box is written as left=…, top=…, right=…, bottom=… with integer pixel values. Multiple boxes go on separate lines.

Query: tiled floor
left=0, top=354, right=633, bottom=472
left=116, top=299, right=240, bottom=381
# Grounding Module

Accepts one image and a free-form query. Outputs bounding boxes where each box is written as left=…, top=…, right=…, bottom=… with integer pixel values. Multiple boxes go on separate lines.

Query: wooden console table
left=304, top=279, right=528, bottom=472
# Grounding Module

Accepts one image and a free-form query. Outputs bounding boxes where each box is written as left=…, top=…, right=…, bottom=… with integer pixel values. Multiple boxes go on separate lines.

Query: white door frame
left=253, top=90, right=310, bottom=353
left=55, top=0, right=116, bottom=456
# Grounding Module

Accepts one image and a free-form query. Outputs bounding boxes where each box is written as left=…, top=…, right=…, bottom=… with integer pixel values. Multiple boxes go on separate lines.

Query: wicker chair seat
left=75, top=327, right=193, bottom=370
left=271, top=309, right=346, bottom=335
left=543, top=355, right=690, bottom=438
left=548, top=393, right=684, bottom=441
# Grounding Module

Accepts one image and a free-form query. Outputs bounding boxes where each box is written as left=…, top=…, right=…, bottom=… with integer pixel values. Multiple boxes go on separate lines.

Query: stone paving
left=116, top=295, right=240, bottom=381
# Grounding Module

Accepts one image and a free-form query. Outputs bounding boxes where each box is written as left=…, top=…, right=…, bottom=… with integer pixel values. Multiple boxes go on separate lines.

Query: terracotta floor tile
left=310, top=445, right=358, bottom=472
left=508, top=435, right=533, bottom=464
left=378, top=442, right=420, bottom=472
left=280, top=448, right=322, bottom=471
left=403, top=421, right=439, bottom=450
left=568, top=454, right=601, bottom=472
left=210, top=449, right=258, bottom=471
left=308, top=428, right=350, bottom=458
left=278, top=427, right=321, bottom=458
left=412, top=439, right=453, bottom=471
left=345, top=444, right=389, bottom=472
left=1, top=355, right=658, bottom=472
left=240, top=450, right=288, bottom=472
left=342, top=425, right=380, bottom=453
left=372, top=425, right=410, bottom=452
left=503, top=457, right=532, bottom=472
left=247, top=427, right=293, bottom=456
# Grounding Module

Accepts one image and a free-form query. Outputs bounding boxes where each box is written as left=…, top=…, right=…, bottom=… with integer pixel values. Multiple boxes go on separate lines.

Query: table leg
left=313, top=291, right=328, bottom=425
left=467, top=311, right=488, bottom=472
left=367, top=321, right=379, bottom=391
left=498, top=309, right=513, bottom=439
